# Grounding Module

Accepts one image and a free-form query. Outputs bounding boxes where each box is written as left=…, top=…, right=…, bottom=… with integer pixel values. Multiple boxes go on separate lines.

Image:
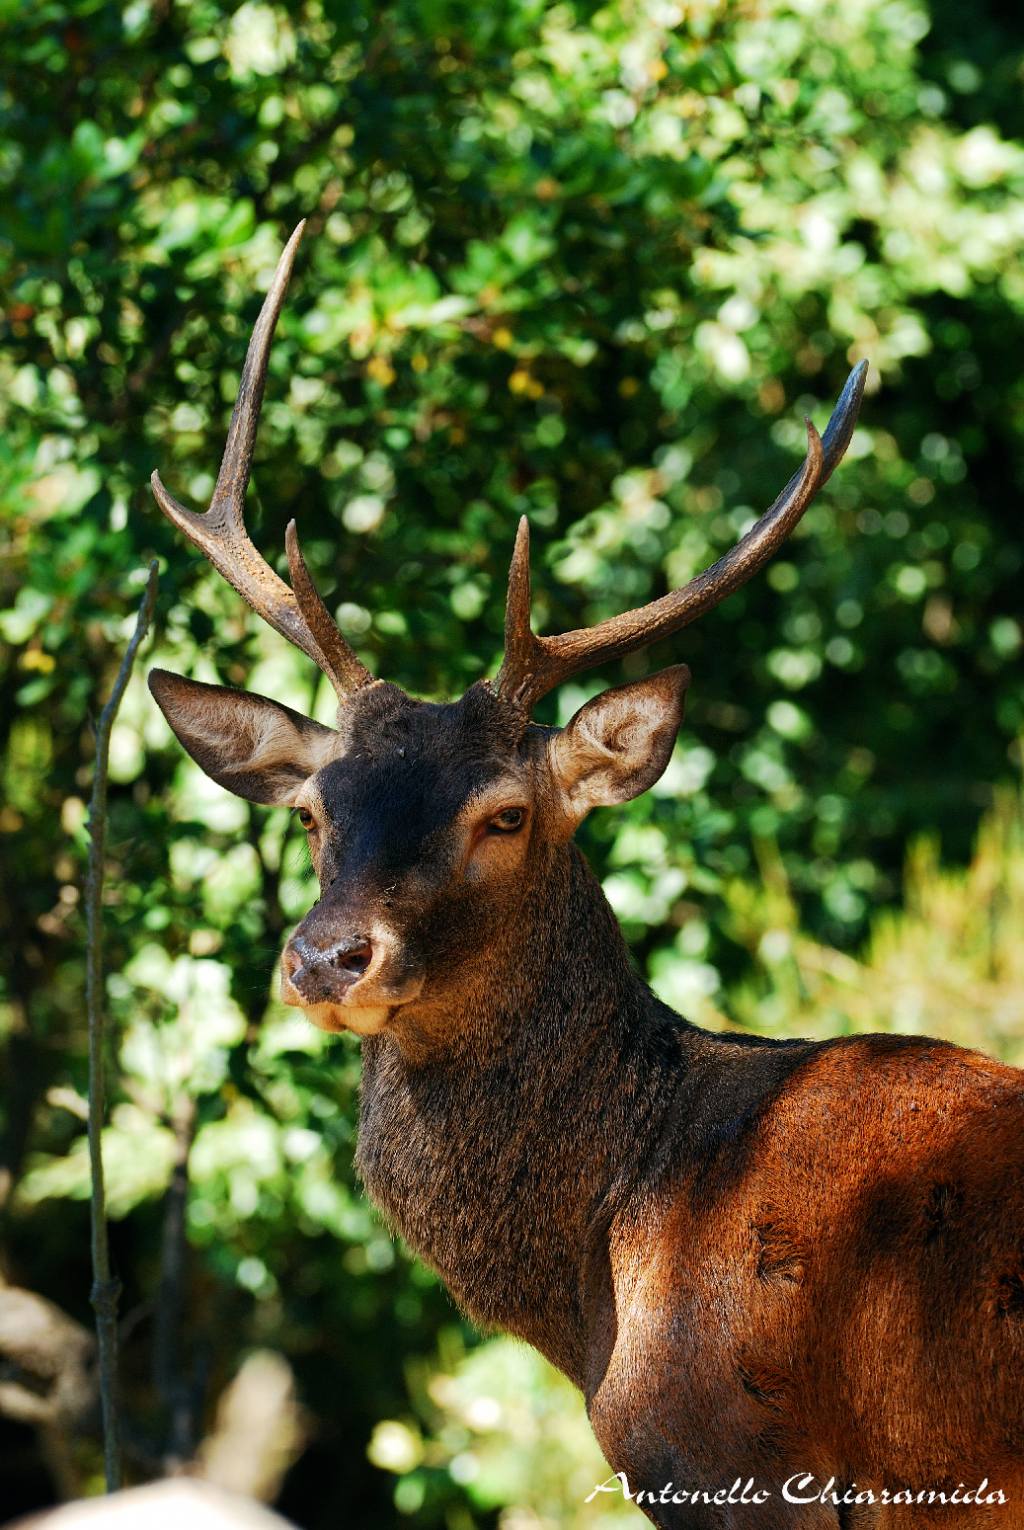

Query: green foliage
left=372, top=1337, right=643, bottom=1527
left=1, top=0, right=1022, bottom=1523
left=722, top=785, right=1024, bottom=1058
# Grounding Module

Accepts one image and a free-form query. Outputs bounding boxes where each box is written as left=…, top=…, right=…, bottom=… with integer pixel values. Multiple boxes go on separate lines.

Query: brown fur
left=150, top=668, right=1024, bottom=1528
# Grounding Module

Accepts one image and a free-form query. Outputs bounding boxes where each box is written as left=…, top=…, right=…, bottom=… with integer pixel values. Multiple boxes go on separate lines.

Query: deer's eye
left=489, top=807, right=525, bottom=834
left=296, top=807, right=315, bottom=830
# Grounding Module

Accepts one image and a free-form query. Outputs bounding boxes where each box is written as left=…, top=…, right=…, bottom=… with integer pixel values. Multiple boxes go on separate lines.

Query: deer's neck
left=354, top=844, right=692, bottom=1382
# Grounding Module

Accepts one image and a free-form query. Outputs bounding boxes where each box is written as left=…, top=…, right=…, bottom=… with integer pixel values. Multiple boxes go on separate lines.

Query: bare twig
left=85, top=561, right=159, bottom=1492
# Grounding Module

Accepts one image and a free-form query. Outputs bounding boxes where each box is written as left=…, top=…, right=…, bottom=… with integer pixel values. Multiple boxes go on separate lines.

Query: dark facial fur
left=280, top=681, right=565, bottom=1034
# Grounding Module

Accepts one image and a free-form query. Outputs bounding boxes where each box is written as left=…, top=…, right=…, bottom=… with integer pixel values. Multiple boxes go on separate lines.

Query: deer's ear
left=549, top=665, right=690, bottom=822
left=149, top=669, right=337, bottom=805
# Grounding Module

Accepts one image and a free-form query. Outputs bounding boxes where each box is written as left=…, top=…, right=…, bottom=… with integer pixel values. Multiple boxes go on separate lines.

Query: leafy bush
left=1, top=0, right=1022, bottom=1523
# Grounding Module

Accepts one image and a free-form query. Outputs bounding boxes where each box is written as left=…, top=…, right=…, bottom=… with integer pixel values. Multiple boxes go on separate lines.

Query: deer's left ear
left=548, top=665, right=690, bottom=823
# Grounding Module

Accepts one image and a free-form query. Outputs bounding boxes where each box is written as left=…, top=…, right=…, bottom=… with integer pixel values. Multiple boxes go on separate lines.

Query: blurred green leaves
left=1, top=0, right=1023, bottom=1522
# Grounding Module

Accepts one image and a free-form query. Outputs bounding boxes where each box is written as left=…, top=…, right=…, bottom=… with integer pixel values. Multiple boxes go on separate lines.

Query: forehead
left=312, top=681, right=531, bottom=828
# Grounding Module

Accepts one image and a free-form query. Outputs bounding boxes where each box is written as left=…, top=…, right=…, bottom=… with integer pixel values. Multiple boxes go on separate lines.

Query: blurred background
left=1, top=0, right=1023, bottom=1523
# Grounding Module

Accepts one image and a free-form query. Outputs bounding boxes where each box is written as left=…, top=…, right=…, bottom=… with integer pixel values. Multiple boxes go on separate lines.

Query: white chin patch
left=303, top=1002, right=391, bottom=1036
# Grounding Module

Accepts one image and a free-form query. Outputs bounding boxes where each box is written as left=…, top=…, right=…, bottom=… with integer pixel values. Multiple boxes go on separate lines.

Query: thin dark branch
left=85, top=561, right=159, bottom=1493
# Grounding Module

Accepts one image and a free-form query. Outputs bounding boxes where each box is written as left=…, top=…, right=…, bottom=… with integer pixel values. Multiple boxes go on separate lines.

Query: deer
left=147, top=224, right=1024, bottom=1529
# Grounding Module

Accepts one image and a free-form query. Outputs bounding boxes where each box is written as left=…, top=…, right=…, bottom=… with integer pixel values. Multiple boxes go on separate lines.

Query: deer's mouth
left=296, top=1001, right=393, bottom=1037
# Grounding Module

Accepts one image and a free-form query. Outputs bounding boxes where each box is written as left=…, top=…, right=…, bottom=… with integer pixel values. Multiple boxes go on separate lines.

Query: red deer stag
left=149, top=224, right=1024, bottom=1527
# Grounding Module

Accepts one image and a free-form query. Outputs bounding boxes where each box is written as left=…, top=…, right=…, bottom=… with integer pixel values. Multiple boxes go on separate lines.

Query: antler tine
left=285, top=521, right=373, bottom=692
left=151, top=222, right=370, bottom=701
left=494, top=362, right=867, bottom=713
left=497, top=517, right=541, bottom=708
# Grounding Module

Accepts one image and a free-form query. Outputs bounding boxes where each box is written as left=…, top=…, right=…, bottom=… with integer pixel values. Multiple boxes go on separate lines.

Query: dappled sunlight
left=2, top=0, right=1023, bottom=1521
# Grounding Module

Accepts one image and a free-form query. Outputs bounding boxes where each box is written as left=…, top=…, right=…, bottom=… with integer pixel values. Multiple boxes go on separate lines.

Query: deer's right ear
left=149, top=669, right=338, bottom=805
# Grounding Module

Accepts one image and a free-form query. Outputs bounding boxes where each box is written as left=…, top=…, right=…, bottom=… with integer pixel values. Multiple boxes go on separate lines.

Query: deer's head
left=150, top=224, right=865, bottom=1038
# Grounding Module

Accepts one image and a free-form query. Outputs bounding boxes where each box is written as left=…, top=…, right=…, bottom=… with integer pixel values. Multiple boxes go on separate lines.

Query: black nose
left=286, top=934, right=373, bottom=1001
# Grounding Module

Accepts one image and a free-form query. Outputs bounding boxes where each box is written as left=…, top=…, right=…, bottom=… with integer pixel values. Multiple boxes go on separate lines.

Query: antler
left=151, top=221, right=373, bottom=701
left=494, top=361, right=867, bottom=712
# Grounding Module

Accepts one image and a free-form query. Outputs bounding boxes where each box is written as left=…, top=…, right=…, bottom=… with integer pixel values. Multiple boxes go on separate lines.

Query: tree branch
left=85, top=561, right=159, bottom=1492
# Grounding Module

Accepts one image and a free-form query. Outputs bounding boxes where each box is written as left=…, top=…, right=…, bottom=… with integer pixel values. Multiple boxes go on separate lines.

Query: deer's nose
left=324, top=935, right=374, bottom=976
left=284, top=933, right=374, bottom=1001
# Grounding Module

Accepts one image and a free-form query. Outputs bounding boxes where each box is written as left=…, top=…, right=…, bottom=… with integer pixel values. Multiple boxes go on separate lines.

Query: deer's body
left=357, top=832, right=1024, bottom=1527
left=148, top=226, right=1021, bottom=1527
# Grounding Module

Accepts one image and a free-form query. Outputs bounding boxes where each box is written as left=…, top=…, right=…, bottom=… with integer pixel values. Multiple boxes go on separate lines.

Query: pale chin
left=300, top=1001, right=391, bottom=1036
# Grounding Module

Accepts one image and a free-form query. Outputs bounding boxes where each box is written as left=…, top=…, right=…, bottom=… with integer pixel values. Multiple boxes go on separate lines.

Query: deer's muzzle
left=279, top=918, right=425, bottom=1036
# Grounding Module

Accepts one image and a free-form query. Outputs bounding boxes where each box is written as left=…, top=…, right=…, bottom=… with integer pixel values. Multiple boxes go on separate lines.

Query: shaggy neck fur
left=354, top=839, right=700, bottom=1381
